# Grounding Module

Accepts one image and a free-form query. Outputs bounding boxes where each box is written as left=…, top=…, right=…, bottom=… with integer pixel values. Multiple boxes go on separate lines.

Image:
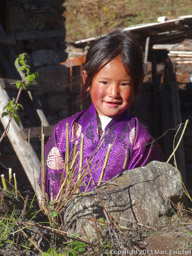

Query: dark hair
left=81, top=29, right=144, bottom=99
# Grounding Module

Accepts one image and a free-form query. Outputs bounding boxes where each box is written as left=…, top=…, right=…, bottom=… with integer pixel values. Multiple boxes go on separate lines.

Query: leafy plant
left=0, top=53, right=38, bottom=143
left=183, top=230, right=192, bottom=237
left=2, top=99, right=23, bottom=126
left=42, top=248, right=66, bottom=256
left=0, top=212, right=17, bottom=247
left=65, top=236, right=87, bottom=255
left=14, top=53, right=38, bottom=89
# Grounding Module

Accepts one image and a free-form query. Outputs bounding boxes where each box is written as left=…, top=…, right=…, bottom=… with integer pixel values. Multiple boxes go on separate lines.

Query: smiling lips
left=104, top=101, right=122, bottom=106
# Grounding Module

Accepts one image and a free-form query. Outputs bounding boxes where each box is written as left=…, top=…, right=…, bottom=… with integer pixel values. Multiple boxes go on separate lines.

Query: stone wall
left=0, top=0, right=70, bottom=188
left=7, top=0, right=69, bottom=123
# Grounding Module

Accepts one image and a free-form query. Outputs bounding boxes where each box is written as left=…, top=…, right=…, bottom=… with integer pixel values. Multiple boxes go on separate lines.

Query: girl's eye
left=121, top=83, right=131, bottom=87
left=100, top=81, right=108, bottom=85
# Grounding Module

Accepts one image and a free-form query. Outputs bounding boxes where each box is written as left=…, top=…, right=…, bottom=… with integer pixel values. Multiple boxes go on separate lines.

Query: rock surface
left=62, top=161, right=184, bottom=239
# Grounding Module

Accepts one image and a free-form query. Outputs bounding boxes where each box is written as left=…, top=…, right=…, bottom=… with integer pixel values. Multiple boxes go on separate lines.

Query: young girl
left=44, top=30, right=163, bottom=198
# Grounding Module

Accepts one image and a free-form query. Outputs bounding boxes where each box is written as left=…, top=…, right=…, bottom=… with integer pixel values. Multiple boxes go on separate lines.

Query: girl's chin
left=97, top=109, right=124, bottom=117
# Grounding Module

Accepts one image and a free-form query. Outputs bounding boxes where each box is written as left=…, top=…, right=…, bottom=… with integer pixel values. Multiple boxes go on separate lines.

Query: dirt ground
left=143, top=221, right=192, bottom=255
left=0, top=190, right=192, bottom=255
left=113, top=211, right=192, bottom=256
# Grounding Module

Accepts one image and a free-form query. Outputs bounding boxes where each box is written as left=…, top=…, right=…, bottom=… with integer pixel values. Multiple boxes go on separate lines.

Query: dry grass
left=63, top=0, right=192, bottom=41
left=39, top=123, right=115, bottom=226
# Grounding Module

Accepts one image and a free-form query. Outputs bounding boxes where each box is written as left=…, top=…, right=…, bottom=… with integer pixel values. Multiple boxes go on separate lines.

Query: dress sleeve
left=43, top=122, right=65, bottom=199
left=128, top=118, right=163, bottom=169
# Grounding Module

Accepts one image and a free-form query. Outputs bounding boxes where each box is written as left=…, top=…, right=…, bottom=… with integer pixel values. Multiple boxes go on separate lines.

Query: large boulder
left=62, top=161, right=184, bottom=239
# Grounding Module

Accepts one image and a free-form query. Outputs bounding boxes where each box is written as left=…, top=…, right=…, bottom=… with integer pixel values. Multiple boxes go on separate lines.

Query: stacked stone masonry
left=8, top=0, right=68, bottom=123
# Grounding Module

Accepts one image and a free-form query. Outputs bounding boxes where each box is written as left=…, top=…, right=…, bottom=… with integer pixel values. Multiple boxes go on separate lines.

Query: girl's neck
left=97, top=114, right=112, bottom=132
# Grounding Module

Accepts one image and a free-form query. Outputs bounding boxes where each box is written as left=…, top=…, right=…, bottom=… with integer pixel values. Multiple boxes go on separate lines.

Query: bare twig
left=77, top=218, right=97, bottom=256
left=95, top=186, right=121, bottom=244
left=19, top=228, right=43, bottom=253
left=167, top=119, right=189, bottom=163
left=120, top=217, right=157, bottom=230
left=33, top=222, right=92, bottom=245
left=41, top=124, right=45, bottom=199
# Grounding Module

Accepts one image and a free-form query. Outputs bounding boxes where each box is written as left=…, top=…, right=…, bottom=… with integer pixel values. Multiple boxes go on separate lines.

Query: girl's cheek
left=122, top=87, right=133, bottom=101
left=91, top=86, right=106, bottom=101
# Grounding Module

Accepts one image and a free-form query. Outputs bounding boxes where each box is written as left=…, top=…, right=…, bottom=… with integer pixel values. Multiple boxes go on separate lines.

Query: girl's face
left=82, top=55, right=134, bottom=117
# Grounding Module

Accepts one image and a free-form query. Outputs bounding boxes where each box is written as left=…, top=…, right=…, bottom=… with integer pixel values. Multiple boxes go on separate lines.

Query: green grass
left=63, top=0, right=192, bottom=41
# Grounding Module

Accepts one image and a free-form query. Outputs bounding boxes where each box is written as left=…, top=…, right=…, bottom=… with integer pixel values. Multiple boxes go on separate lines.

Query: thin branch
left=167, top=119, right=189, bottom=163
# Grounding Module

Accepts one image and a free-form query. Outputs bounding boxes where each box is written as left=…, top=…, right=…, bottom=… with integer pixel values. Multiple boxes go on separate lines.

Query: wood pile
left=168, top=39, right=192, bottom=83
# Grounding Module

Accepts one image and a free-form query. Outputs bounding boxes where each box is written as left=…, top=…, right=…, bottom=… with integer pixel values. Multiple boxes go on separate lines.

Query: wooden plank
left=0, top=80, right=42, bottom=201
left=1, top=78, right=38, bottom=91
left=16, top=29, right=66, bottom=41
left=150, top=29, right=192, bottom=45
left=21, top=125, right=55, bottom=140
left=1, top=78, right=49, bottom=127
left=152, top=44, right=176, bottom=50
left=176, top=61, right=192, bottom=64
left=171, top=57, right=192, bottom=61
left=0, top=35, right=16, bottom=46
left=169, top=50, right=192, bottom=55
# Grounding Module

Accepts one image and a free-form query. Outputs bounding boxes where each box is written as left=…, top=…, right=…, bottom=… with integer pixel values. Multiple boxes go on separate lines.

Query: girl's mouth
left=105, top=101, right=121, bottom=107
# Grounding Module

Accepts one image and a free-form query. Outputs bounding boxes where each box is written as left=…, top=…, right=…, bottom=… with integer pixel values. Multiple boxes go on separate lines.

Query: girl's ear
left=82, top=70, right=87, bottom=84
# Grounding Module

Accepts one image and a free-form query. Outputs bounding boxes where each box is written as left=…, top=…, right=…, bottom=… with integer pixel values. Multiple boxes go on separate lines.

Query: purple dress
left=43, top=103, right=162, bottom=198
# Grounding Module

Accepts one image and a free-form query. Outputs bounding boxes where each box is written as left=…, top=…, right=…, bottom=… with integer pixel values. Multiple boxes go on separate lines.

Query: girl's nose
left=108, top=84, right=119, bottom=98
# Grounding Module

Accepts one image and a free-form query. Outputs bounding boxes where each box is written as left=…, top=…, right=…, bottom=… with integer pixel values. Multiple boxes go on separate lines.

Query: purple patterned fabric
left=43, top=103, right=163, bottom=198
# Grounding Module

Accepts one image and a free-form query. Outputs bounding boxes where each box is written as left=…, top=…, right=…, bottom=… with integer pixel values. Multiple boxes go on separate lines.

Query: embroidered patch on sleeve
left=71, top=122, right=82, bottom=141
left=129, top=127, right=136, bottom=145
left=47, top=147, right=64, bottom=170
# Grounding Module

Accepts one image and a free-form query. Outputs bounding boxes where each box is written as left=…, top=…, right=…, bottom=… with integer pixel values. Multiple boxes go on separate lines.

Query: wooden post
left=161, top=60, right=186, bottom=183
left=0, top=80, right=42, bottom=201
left=152, top=53, right=161, bottom=139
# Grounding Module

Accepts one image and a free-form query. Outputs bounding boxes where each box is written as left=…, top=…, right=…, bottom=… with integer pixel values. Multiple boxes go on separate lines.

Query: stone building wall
left=0, top=0, right=70, bottom=188
left=6, top=0, right=69, bottom=123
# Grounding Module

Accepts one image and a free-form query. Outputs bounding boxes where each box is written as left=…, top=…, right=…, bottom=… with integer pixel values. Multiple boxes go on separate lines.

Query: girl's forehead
left=95, top=56, right=131, bottom=79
